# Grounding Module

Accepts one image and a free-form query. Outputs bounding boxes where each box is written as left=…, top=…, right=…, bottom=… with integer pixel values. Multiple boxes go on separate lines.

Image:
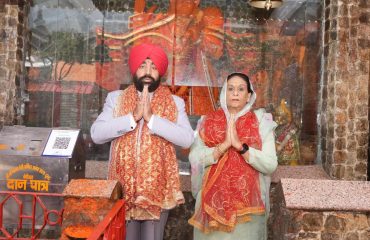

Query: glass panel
left=26, top=0, right=322, bottom=164
left=27, top=0, right=107, bottom=159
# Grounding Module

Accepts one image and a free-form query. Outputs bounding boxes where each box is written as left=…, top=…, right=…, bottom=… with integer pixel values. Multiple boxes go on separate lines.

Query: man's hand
left=133, top=95, right=144, bottom=122
left=143, top=85, right=153, bottom=122
left=132, top=86, right=148, bottom=122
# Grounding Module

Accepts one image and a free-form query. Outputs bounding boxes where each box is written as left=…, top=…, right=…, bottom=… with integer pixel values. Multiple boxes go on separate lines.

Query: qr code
left=52, top=137, right=71, bottom=149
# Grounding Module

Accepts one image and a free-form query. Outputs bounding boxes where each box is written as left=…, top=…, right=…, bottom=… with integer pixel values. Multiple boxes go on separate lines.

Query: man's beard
left=133, top=74, right=161, bottom=92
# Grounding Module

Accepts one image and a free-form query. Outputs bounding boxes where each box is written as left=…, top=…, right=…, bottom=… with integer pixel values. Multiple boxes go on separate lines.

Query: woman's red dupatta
left=189, top=109, right=265, bottom=233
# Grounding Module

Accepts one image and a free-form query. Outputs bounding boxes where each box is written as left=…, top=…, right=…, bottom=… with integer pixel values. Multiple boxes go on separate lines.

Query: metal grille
left=0, top=191, right=63, bottom=240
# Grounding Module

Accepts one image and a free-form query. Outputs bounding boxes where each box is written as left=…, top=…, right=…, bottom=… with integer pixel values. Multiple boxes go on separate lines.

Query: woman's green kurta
left=189, top=109, right=278, bottom=240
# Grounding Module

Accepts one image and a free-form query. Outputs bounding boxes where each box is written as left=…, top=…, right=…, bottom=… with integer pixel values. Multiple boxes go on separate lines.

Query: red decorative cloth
left=128, top=43, right=168, bottom=76
left=189, top=109, right=265, bottom=233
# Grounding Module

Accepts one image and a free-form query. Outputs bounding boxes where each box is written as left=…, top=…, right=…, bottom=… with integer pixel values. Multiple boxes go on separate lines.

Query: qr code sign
left=52, top=137, right=71, bottom=149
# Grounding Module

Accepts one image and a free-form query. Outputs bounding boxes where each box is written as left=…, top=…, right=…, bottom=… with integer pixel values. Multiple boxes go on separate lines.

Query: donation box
left=0, top=125, right=85, bottom=230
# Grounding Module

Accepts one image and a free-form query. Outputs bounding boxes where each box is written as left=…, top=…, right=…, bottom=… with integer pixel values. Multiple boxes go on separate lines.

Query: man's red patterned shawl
left=109, top=85, right=184, bottom=220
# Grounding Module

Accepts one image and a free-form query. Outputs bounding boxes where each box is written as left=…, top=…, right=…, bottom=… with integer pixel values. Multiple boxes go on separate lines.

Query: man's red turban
left=128, top=43, right=168, bottom=76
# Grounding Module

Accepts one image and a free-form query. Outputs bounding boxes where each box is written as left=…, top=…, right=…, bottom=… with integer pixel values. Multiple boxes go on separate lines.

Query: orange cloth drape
left=109, top=85, right=184, bottom=220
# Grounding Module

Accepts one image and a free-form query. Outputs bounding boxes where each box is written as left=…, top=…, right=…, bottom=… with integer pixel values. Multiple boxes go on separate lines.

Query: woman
left=188, top=72, right=278, bottom=240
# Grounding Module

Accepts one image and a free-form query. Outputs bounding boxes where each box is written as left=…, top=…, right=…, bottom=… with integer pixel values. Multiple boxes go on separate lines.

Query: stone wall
left=268, top=165, right=331, bottom=240
left=272, top=208, right=370, bottom=240
left=321, top=0, right=369, bottom=180
left=270, top=178, right=370, bottom=240
left=0, top=1, right=29, bottom=129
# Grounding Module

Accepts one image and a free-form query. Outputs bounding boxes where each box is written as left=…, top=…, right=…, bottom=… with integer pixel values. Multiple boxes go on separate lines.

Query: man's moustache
left=139, top=75, right=155, bottom=83
left=133, top=74, right=161, bottom=92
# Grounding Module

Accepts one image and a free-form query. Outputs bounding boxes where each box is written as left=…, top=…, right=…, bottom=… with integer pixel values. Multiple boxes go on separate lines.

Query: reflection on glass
left=25, top=0, right=321, bottom=164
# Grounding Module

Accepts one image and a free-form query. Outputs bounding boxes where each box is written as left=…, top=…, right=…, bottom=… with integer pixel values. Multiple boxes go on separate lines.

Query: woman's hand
left=219, top=114, right=241, bottom=152
left=213, top=114, right=234, bottom=160
left=222, top=114, right=233, bottom=149
left=230, top=115, right=243, bottom=151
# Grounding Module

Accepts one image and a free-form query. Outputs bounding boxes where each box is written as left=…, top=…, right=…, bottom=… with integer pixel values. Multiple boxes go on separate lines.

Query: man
left=90, top=43, right=194, bottom=240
